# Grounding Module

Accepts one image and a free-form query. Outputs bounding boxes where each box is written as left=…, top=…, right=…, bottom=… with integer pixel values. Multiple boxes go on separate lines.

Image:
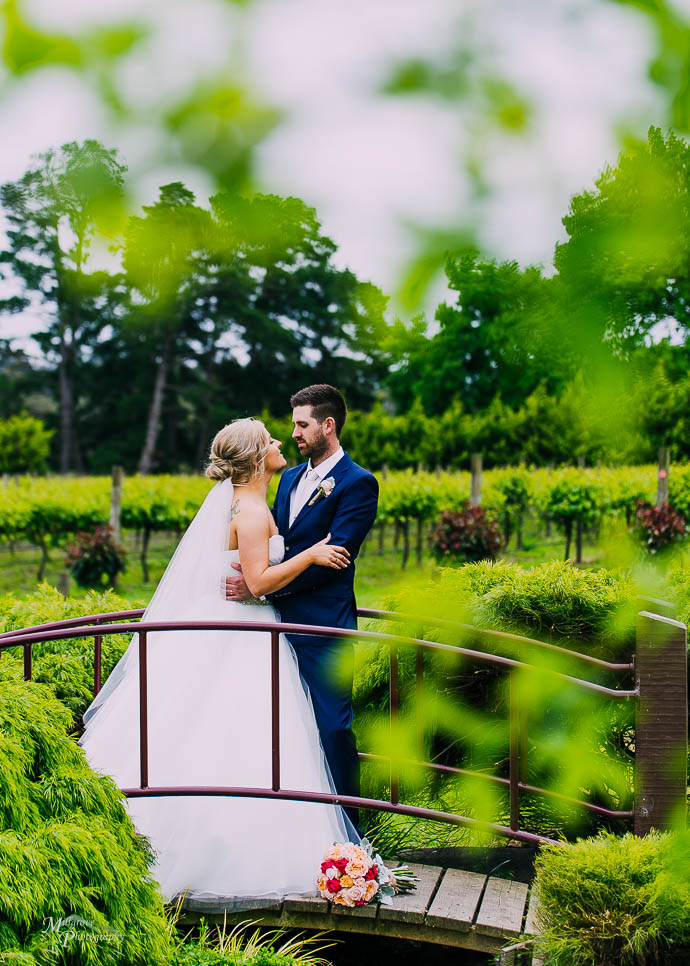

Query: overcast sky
left=0, top=0, right=675, bottom=347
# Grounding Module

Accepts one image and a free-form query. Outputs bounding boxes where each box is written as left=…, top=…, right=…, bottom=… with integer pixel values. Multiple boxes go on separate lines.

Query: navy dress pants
left=288, top=636, right=361, bottom=830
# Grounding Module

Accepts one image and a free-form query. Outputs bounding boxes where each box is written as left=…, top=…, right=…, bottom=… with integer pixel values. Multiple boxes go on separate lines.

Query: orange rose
left=364, top=880, right=378, bottom=901
left=334, top=891, right=355, bottom=907
left=348, top=862, right=367, bottom=879
left=340, top=875, right=354, bottom=888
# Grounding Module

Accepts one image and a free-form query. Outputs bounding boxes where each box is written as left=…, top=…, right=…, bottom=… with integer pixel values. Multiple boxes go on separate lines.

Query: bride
left=79, top=417, right=358, bottom=907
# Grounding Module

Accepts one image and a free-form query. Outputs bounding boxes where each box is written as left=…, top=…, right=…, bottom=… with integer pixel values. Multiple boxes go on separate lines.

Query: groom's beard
left=300, top=432, right=329, bottom=463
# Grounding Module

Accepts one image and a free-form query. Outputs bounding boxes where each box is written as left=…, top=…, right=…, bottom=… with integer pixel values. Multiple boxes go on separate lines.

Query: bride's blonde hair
left=206, top=418, right=271, bottom=484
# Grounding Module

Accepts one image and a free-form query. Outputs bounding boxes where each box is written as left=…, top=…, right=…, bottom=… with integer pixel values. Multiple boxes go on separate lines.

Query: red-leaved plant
left=632, top=500, right=686, bottom=555
left=65, top=525, right=127, bottom=587
left=429, top=505, right=504, bottom=564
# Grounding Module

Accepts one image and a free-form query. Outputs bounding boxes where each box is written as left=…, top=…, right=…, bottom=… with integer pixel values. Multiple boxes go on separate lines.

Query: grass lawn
left=0, top=513, right=603, bottom=605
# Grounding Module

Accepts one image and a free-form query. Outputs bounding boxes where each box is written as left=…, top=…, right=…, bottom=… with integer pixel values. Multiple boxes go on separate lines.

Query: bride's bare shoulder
left=230, top=494, right=271, bottom=534
left=227, top=495, right=270, bottom=552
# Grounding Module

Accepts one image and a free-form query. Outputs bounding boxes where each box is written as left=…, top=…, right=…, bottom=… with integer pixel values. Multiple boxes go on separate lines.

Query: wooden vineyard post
left=634, top=612, right=688, bottom=834
left=575, top=519, right=584, bottom=564
left=401, top=520, right=410, bottom=569
left=416, top=517, right=424, bottom=565
left=110, top=466, right=123, bottom=543
left=545, top=464, right=553, bottom=537
left=470, top=453, right=483, bottom=507
left=656, top=447, right=670, bottom=507
left=110, top=465, right=124, bottom=588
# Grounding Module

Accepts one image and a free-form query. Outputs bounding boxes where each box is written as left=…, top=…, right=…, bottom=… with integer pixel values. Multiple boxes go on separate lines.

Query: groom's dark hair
left=291, top=384, right=347, bottom=437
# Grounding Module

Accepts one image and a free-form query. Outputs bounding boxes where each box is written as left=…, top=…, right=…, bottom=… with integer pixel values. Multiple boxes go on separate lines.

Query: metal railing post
left=271, top=629, right=280, bottom=792
left=416, top=645, right=424, bottom=761
left=138, top=631, right=149, bottom=789
left=390, top=644, right=399, bottom=805
left=520, top=705, right=529, bottom=785
left=509, top=671, right=520, bottom=832
left=634, top=612, right=688, bottom=834
left=93, top=617, right=103, bottom=696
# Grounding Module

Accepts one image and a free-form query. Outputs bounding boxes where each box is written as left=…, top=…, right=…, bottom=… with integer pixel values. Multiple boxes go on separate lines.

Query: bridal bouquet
left=317, top=840, right=417, bottom=907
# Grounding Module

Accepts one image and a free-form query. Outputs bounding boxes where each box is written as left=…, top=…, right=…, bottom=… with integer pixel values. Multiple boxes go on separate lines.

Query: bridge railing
left=0, top=606, right=686, bottom=842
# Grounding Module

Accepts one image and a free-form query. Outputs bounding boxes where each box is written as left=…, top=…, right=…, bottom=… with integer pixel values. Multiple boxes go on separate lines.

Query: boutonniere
left=308, top=476, right=336, bottom=506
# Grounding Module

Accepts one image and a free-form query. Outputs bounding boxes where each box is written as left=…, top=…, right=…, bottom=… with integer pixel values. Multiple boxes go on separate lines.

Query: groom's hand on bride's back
left=225, top=563, right=252, bottom=601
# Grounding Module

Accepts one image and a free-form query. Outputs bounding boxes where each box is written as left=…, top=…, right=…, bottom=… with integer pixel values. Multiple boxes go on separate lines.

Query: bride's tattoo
left=230, top=499, right=240, bottom=520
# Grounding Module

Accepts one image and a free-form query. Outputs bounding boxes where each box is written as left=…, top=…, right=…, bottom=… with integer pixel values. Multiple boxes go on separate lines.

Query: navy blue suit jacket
left=269, top=452, right=378, bottom=636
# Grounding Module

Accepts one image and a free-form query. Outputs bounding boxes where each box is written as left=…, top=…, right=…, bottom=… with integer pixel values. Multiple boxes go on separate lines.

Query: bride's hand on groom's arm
left=224, top=534, right=349, bottom=601
left=310, top=534, right=350, bottom=569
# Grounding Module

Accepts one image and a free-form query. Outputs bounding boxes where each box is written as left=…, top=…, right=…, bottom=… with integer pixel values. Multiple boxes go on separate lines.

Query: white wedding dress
left=79, top=480, right=354, bottom=907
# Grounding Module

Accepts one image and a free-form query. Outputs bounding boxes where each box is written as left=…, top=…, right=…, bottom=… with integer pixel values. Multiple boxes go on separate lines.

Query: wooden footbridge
left=1, top=598, right=687, bottom=964
left=181, top=860, right=542, bottom=962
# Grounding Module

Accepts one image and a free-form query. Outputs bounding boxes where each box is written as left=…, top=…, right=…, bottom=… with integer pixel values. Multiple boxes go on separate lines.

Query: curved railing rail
left=358, top=608, right=635, bottom=672
left=4, top=606, right=681, bottom=846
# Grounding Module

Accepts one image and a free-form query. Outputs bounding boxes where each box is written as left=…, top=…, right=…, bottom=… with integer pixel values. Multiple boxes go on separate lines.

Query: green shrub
left=0, top=583, right=144, bottom=728
left=0, top=414, right=53, bottom=474
left=533, top=831, right=690, bottom=965
left=665, top=560, right=690, bottom=632
left=0, top=670, right=172, bottom=964
left=388, top=560, right=636, bottom=657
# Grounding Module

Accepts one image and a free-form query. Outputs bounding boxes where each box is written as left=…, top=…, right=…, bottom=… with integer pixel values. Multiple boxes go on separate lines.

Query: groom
left=226, top=384, right=379, bottom=825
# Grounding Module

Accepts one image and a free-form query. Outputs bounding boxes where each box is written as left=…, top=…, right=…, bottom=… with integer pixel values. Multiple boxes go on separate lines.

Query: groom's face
left=292, top=405, right=329, bottom=461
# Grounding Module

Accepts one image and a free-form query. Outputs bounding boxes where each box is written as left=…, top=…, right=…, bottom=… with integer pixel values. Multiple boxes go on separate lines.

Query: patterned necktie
left=290, top=467, right=320, bottom=525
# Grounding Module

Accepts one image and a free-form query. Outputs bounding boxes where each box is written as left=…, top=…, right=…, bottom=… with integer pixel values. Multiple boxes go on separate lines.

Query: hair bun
left=205, top=455, right=233, bottom=482
left=205, top=418, right=270, bottom=485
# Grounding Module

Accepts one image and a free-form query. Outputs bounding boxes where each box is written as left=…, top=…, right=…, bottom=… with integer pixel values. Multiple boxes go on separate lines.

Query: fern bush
left=0, top=670, right=172, bottom=964
left=0, top=583, right=144, bottom=729
left=533, top=831, right=690, bottom=965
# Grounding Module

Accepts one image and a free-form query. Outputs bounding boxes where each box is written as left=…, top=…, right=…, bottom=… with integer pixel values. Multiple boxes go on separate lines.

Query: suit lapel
left=287, top=452, right=352, bottom=534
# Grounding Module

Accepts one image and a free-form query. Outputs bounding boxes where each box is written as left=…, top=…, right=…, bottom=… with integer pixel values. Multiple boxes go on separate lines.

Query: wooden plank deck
left=179, top=860, right=541, bottom=958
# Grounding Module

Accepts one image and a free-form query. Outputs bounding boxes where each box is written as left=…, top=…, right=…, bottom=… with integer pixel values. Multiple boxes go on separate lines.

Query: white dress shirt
left=289, top=446, right=344, bottom=527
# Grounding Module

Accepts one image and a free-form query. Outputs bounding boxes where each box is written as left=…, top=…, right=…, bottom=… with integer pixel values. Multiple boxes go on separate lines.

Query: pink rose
left=348, top=885, right=366, bottom=902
